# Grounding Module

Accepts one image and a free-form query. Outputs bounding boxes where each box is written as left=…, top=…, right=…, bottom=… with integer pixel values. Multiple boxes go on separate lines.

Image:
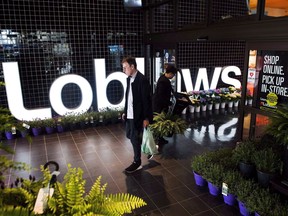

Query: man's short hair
left=165, top=64, right=177, bottom=74
left=122, top=57, right=137, bottom=69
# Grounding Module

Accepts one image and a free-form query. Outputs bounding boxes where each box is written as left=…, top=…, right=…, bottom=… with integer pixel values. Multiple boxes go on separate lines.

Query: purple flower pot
left=208, top=182, right=221, bottom=196
left=5, top=131, right=14, bottom=140
left=223, top=193, right=237, bottom=206
left=238, top=200, right=251, bottom=216
left=45, top=126, right=55, bottom=134
left=193, top=171, right=207, bottom=187
left=32, top=127, right=42, bottom=136
left=57, top=125, right=64, bottom=133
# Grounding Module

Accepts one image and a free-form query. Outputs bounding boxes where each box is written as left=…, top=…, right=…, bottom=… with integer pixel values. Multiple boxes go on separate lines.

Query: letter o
left=49, top=74, right=93, bottom=116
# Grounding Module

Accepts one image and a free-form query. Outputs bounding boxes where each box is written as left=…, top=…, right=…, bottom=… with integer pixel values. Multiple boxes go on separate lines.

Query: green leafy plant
left=202, top=163, right=224, bottom=187
left=232, top=139, right=257, bottom=164
left=61, top=113, right=78, bottom=126
left=0, top=142, right=30, bottom=185
left=41, top=118, right=56, bottom=128
left=0, top=107, right=17, bottom=132
left=191, top=154, right=210, bottom=175
left=0, top=164, right=147, bottom=215
left=27, top=118, right=43, bottom=129
left=191, top=148, right=235, bottom=175
left=235, top=177, right=257, bottom=203
left=150, top=111, right=188, bottom=138
left=222, top=169, right=242, bottom=195
left=266, top=104, right=288, bottom=147
left=245, top=187, right=281, bottom=215
left=252, top=148, right=281, bottom=173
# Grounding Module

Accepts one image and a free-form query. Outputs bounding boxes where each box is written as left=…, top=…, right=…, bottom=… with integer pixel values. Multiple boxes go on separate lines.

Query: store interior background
left=1, top=0, right=288, bottom=182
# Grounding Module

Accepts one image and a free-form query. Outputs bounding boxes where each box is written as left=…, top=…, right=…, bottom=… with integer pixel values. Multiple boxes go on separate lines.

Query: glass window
left=264, top=0, right=288, bottom=17
left=248, top=0, right=258, bottom=15
left=254, top=114, right=270, bottom=138
left=242, top=112, right=251, bottom=140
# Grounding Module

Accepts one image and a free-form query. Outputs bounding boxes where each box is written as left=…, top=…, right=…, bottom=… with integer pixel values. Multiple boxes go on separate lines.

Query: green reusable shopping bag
left=141, top=127, right=158, bottom=155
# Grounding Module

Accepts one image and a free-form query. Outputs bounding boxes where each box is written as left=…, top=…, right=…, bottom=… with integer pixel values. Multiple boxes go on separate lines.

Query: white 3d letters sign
left=3, top=59, right=239, bottom=121
left=2, top=58, right=144, bottom=121
left=3, top=62, right=52, bottom=121
left=177, top=66, right=241, bottom=92
left=49, top=74, right=93, bottom=116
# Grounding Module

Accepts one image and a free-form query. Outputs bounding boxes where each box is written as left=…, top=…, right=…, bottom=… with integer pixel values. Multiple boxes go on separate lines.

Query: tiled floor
left=1, top=107, right=243, bottom=215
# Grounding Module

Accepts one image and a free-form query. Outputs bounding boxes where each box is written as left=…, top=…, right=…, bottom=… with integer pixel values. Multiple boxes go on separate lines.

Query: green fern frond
left=100, top=193, right=147, bottom=215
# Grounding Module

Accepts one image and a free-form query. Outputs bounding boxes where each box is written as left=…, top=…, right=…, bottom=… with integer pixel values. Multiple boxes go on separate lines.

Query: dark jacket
left=124, top=72, right=153, bottom=129
left=152, top=75, right=173, bottom=113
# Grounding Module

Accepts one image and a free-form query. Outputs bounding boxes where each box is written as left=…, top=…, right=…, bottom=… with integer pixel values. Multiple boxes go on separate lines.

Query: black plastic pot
left=239, top=161, right=256, bottom=179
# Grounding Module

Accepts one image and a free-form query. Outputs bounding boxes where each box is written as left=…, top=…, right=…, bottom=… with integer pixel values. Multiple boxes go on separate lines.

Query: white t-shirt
left=127, top=72, right=137, bottom=119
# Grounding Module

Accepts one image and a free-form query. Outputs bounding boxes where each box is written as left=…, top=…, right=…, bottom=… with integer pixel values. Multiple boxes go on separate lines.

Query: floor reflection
left=1, top=108, right=242, bottom=215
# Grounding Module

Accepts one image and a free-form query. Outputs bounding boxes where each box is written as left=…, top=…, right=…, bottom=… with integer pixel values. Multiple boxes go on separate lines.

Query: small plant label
left=222, top=182, right=228, bottom=196
left=22, top=122, right=30, bottom=129
left=33, top=187, right=54, bottom=214
left=11, top=126, right=16, bottom=134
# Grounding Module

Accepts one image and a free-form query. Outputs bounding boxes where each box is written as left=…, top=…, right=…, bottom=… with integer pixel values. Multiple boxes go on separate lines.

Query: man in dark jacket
left=152, top=64, right=177, bottom=113
left=122, top=57, right=153, bottom=173
left=152, top=64, right=177, bottom=145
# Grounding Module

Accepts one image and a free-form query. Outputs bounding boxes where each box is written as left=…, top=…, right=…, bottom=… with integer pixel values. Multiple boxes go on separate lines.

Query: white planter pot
left=228, top=101, right=233, bottom=108
left=214, top=103, right=220, bottom=110
left=207, top=104, right=213, bottom=110
left=195, top=106, right=201, bottom=113
left=220, top=102, right=226, bottom=109
left=248, top=99, right=252, bottom=106
left=189, top=105, right=195, bottom=113
left=201, top=105, right=207, bottom=112
left=182, top=108, right=187, bottom=114
left=234, top=100, right=239, bottom=107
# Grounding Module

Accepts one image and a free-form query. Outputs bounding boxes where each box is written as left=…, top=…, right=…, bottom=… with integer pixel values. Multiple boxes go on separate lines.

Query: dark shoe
left=125, top=162, right=142, bottom=173
left=147, top=154, right=153, bottom=160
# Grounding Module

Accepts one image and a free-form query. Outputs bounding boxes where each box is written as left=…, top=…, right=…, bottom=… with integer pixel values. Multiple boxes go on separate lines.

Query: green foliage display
left=0, top=164, right=147, bottom=216
left=232, top=139, right=257, bottom=164
left=150, top=111, right=188, bottom=138
left=0, top=142, right=30, bottom=183
left=245, top=187, right=281, bottom=215
left=191, top=154, right=210, bottom=175
left=41, top=118, right=56, bottom=128
left=202, top=163, right=224, bottom=187
left=252, top=148, right=281, bottom=173
left=235, top=178, right=257, bottom=203
left=27, top=118, right=43, bottom=128
left=191, top=147, right=235, bottom=176
left=0, top=107, right=17, bottom=132
left=266, top=104, right=288, bottom=146
left=222, top=170, right=242, bottom=195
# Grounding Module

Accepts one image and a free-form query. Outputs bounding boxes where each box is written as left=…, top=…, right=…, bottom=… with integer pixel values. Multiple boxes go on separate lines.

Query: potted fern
left=0, top=164, right=147, bottom=215
left=150, top=111, right=188, bottom=139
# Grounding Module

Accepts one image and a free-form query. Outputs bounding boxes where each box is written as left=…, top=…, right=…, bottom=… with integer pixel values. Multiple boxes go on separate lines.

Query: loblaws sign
left=2, top=58, right=241, bottom=121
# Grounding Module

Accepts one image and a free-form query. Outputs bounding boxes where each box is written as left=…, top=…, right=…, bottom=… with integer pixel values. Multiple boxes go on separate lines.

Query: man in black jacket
left=122, top=57, right=153, bottom=173
left=152, top=64, right=177, bottom=146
